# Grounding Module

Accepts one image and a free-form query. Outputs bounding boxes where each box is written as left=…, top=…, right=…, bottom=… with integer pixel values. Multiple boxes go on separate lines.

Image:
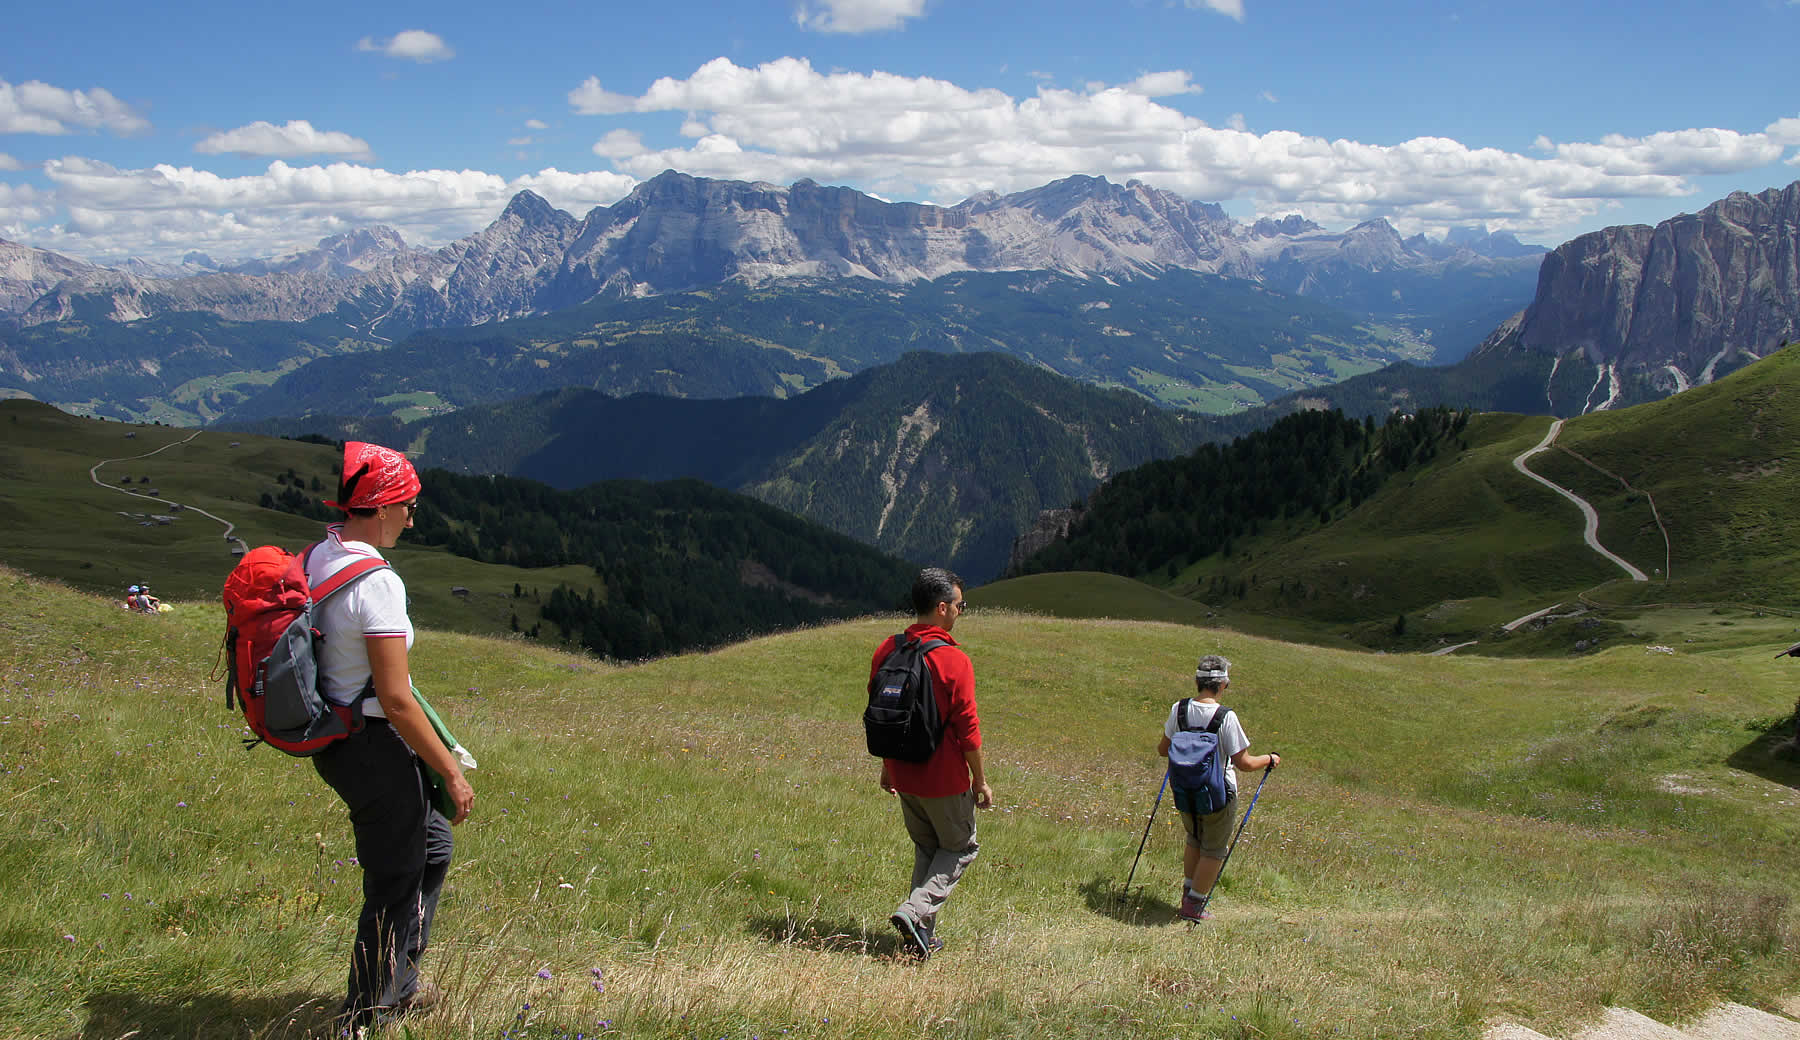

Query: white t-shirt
left=306, top=524, right=412, bottom=719
left=1164, top=699, right=1250, bottom=797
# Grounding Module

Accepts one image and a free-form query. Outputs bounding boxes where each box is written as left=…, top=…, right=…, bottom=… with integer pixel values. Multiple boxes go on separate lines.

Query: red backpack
left=219, top=543, right=389, bottom=755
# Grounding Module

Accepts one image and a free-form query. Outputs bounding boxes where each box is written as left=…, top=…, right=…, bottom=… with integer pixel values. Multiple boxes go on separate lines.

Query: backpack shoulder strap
left=1205, top=706, right=1232, bottom=735
left=1177, top=697, right=1194, bottom=732
left=310, top=556, right=391, bottom=603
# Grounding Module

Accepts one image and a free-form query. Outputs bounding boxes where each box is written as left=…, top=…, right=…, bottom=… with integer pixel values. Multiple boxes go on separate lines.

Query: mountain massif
left=1472, top=181, right=1800, bottom=413
left=242, top=351, right=1217, bottom=581
left=1229, top=179, right=1800, bottom=421
left=2, top=170, right=1538, bottom=350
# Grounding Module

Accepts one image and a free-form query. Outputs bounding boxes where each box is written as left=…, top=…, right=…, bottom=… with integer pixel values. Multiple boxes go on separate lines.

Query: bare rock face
left=1006, top=506, right=1084, bottom=576
left=0, top=239, right=100, bottom=318
left=2, top=170, right=1546, bottom=334
left=1496, top=181, right=1800, bottom=397
left=397, top=190, right=581, bottom=328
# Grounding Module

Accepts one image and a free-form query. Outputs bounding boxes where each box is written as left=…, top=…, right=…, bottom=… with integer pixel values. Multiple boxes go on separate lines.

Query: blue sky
left=3, top=0, right=1797, bottom=262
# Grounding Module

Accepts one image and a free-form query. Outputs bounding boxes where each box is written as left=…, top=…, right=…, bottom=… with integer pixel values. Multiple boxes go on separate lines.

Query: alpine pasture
left=2, top=565, right=1796, bottom=1039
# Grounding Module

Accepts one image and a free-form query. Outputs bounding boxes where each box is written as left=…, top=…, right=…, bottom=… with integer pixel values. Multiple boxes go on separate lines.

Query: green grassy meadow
left=3, top=566, right=1797, bottom=1040
left=0, top=400, right=602, bottom=641
left=1038, top=347, right=1800, bottom=656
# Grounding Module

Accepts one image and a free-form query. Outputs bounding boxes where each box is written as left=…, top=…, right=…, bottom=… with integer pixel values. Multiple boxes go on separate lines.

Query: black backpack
left=864, top=633, right=951, bottom=762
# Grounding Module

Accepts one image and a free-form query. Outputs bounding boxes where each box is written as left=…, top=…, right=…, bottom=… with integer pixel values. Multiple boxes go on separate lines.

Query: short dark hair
left=910, top=567, right=964, bottom=615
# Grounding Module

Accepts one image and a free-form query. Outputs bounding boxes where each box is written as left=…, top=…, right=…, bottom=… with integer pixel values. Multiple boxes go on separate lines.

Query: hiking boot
left=1177, top=891, right=1212, bottom=922
left=366, top=980, right=443, bottom=1028
left=918, top=920, right=944, bottom=956
left=395, top=980, right=442, bottom=1015
left=890, top=912, right=931, bottom=960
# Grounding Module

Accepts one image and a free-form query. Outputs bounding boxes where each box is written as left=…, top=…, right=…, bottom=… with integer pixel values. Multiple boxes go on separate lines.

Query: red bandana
left=323, top=441, right=421, bottom=512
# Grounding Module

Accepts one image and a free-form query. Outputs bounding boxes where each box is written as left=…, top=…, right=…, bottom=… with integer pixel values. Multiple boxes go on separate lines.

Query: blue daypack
left=1167, top=699, right=1233, bottom=814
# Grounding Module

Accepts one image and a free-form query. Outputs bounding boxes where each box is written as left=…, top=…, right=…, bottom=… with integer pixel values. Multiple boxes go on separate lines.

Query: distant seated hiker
left=866, top=567, right=992, bottom=961
left=124, top=584, right=157, bottom=612
left=1156, top=654, right=1279, bottom=922
left=310, top=441, right=475, bottom=1030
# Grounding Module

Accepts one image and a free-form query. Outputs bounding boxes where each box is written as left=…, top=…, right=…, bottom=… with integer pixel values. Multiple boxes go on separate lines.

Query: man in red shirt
left=872, top=567, right=993, bottom=960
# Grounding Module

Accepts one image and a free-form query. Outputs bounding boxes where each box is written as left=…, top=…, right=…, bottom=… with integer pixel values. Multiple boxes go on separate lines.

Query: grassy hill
left=1011, top=345, right=1800, bottom=655
left=0, top=400, right=913, bottom=658
left=1, top=567, right=1795, bottom=1039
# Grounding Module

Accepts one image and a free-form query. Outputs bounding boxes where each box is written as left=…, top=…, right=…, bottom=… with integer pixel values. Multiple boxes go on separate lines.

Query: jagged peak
left=317, top=225, right=407, bottom=253
left=1251, top=214, right=1324, bottom=238
left=1346, top=217, right=1401, bottom=237
left=500, top=190, right=572, bottom=226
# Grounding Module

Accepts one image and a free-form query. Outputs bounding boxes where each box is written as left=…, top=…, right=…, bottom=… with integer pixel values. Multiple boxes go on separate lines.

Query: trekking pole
left=1199, top=760, right=1275, bottom=914
left=1120, top=771, right=1169, bottom=901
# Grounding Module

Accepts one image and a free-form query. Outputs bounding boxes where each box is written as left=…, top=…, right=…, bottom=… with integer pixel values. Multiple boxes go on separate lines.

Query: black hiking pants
left=313, top=718, right=453, bottom=1024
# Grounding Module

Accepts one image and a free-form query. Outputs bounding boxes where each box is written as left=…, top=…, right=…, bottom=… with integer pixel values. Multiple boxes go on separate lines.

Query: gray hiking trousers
left=895, top=789, right=980, bottom=928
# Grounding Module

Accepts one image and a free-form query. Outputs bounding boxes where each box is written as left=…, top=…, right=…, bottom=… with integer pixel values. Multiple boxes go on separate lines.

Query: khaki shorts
left=1177, top=796, right=1238, bottom=859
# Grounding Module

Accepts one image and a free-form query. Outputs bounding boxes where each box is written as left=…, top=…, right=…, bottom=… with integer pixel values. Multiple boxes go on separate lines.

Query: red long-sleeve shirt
left=870, top=623, right=981, bottom=797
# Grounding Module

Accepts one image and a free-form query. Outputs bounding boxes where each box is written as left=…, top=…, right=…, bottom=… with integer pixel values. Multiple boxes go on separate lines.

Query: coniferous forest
left=267, top=463, right=916, bottom=660
left=1015, top=406, right=1470, bottom=579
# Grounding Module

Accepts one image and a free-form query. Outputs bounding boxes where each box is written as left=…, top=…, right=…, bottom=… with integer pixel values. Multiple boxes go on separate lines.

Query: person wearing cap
left=1155, top=653, right=1279, bottom=921
left=309, top=441, right=475, bottom=1028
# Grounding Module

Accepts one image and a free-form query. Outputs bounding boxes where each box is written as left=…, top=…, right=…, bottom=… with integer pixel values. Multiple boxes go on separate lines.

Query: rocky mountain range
left=1, top=170, right=1540, bottom=347
left=1472, top=180, right=1800, bottom=413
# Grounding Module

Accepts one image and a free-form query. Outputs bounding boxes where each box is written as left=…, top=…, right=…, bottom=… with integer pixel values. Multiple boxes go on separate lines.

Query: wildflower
left=176, top=801, right=188, bottom=808
left=63, top=934, right=75, bottom=942
left=537, top=969, right=553, bottom=980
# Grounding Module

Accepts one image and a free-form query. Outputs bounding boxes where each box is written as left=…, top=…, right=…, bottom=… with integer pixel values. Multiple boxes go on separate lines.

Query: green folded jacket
left=409, top=684, right=476, bottom=819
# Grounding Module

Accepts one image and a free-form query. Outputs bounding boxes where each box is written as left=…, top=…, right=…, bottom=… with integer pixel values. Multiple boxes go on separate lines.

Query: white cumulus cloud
left=0, top=153, right=22, bottom=171
left=525, top=118, right=549, bottom=130
left=356, top=30, right=455, bottom=63
left=794, top=0, right=927, bottom=33
left=592, top=129, right=646, bottom=159
left=510, top=168, right=638, bottom=215
left=28, top=157, right=635, bottom=261
left=0, top=79, right=150, bottom=135
left=566, top=56, right=1793, bottom=238
left=195, top=120, right=375, bottom=160
left=1116, top=71, right=1203, bottom=98
left=1541, top=128, right=1784, bottom=177
left=1185, top=0, right=1245, bottom=21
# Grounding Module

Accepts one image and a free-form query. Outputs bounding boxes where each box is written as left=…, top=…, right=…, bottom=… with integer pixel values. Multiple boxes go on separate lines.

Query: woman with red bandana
left=309, top=441, right=474, bottom=1029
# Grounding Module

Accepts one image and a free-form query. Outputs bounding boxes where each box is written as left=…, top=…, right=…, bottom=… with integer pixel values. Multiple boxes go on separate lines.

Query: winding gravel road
left=90, top=431, right=249, bottom=556
left=1512, top=418, right=1648, bottom=582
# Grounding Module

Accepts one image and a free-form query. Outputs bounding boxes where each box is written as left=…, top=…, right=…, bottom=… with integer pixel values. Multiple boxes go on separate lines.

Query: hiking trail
left=90, top=430, right=249, bottom=556
left=1431, top=419, right=1650, bottom=656
left=1512, top=418, right=1648, bottom=582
